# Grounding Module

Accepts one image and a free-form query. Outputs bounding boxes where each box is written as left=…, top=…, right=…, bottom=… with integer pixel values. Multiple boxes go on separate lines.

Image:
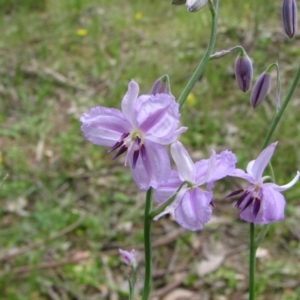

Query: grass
left=0, top=0, right=300, bottom=299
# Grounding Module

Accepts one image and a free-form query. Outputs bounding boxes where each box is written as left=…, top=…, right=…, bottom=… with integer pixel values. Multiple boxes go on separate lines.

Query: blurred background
left=0, top=0, right=300, bottom=299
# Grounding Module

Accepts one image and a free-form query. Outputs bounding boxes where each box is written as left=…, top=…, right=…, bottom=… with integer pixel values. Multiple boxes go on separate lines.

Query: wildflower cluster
left=80, top=78, right=299, bottom=228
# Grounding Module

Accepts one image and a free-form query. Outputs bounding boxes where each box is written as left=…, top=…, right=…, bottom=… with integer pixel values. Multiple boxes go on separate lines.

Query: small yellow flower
left=186, top=93, right=196, bottom=107
left=135, top=12, right=142, bottom=21
left=76, top=29, right=88, bottom=36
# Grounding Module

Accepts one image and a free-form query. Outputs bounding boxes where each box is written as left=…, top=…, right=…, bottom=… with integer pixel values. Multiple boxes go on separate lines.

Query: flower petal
left=153, top=187, right=188, bottom=220
left=130, top=141, right=171, bottom=190
left=238, top=186, right=286, bottom=224
left=135, top=93, right=181, bottom=144
left=265, top=170, right=300, bottom=192
left=80, top=107, right=131, bottom=147
left=175, top=188, right=213, bottom=231
left=154, top=170, right=182, bottom=203
left=246, top=160, right=255, bottom=175
left=171, top=141, right=195, bottom=182
left=121, top=80, right=139, bottom=126
left=206, top=150, right=237, bottom=185
left=261, top=186, right=286, bottom=223
left=228, top=168, right=255, bottom=183
left=250, top=142, right=278, bottom=180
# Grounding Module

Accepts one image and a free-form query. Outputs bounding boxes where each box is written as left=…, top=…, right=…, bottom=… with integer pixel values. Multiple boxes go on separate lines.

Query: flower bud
left=234, top=51, right=253, bottom=92
left=150, top=75, right=171, bottom=95
left=119, top=249, right=137, bottom=269
left=250, top=72, right=271, bottom=109
left=186, top=0, right=208, bottom=12
left=282, top=0, right=298, bottom=39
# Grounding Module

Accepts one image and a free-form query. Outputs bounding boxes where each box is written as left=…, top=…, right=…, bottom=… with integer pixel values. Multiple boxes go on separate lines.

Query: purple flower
left=282, top=0, right=298, bottom=39
left=228, top=142, right=300, bottom=224
left=154, top=141, right=237, bottom=231
left=119, top=249, right=137, bottom=268
left=80, top=80, right=187, bottom=190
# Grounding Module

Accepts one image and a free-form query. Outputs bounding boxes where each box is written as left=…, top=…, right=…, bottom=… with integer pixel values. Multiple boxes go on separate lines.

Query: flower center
left=227, top=184, right=263, bottom=219
left=108, top=130, right=146, bottom=168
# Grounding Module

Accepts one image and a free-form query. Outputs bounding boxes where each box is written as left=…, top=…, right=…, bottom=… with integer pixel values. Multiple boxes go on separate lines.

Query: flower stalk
left=142, top=188, right=153, bottom=300
left=261, top=66, right=300, bottom=149
left=178, top=0, right=219, bottom=109
left=249, top=223, right=257, bottom=300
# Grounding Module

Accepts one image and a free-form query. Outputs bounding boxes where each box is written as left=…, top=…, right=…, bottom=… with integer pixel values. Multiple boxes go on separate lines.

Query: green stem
left=249, top=223, right=257, bottom=300
left=261, top=66, right=300, bottom=150
left=129, top=268, right=138, bottom=300
left=177, top=0, right=219, bottom=109
left=129, top=278, right=134, bottom=300
left=142, top=188, right=153, bottom=300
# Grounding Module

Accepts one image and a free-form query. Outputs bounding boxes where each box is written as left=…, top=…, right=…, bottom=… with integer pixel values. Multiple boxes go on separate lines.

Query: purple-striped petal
left=130, top=141, right=171, bottom=190
left=238, top=186, right=286, bottom=224
left=175, top=189, right=213, bottom=231
left=135, top=93, right=181, bottom=144
left=80, top=107, right=131, bottom=147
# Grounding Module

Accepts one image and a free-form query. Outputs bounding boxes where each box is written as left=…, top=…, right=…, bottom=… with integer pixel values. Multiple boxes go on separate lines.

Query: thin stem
left=209, top=45, right=246, bottom=60
left=142, top=188, right=153, bottom=300
left=177, top=0, right=219, bottom=109
left=261, top=66, right=300, bottom=150
left=129, top=268, right=138, bottom=300
left=249, top=223, right=257, bottom=300
left=129, top=278, right=134, bottom=300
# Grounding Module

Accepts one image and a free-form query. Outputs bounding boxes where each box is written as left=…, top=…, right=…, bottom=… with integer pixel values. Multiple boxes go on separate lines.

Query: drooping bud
left=282, top=0, right=298, bottom=39
left=250, top=72, right=272, bottom=109
left=186, top=0, right=208, bottom=12
left=172, top=0, right=208, bottom=12
left=150, top=74, right=171, bottom=95
left=234, top=50, right=253, bottom=92
left=119, top=249, right=137, bottom=269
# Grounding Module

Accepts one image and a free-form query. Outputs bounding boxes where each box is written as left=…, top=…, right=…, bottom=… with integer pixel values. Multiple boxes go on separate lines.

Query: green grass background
left=0, top=0, right=300, bottom=299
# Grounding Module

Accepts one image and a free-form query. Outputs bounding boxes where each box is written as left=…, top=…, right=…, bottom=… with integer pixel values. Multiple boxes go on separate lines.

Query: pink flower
left=80, top=80, right=187, bottom=190
left=228, top=142, right=300, bottom=224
